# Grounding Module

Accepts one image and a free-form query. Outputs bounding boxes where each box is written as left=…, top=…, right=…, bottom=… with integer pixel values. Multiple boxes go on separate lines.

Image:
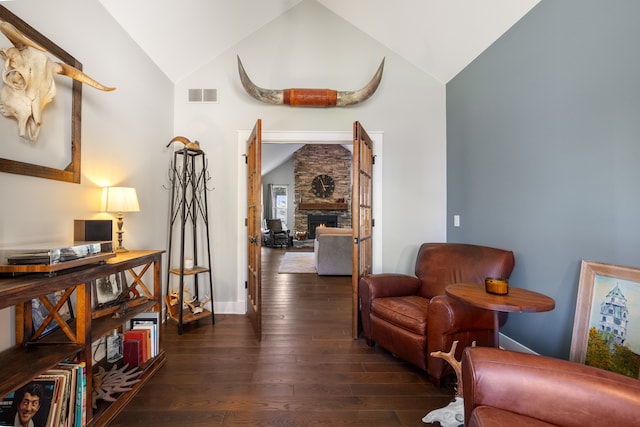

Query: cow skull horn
left=54, top=63, right=115, bottom=91
left=0, top=22, right=114, bottom=91
left=237, top=56, right=384, bottom=107
left=0, top=22, right=46, bottom=52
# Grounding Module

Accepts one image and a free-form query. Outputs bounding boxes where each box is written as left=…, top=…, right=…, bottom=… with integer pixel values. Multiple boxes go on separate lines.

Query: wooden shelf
left=91, top=299, right=159, bottom=339
left=0, top=250, right=163, bottom=310
left=89, top=351, right=167, bottom=427
left=298, top=203, right=348, bottom=211
left=165, top=295, right=214, bottom=324
left=91, top=296, right=150, bottom=320
left=168, top=266, right=209, bottom=275
left=0, top=250, right=164, bottom=426
left=0, top=344, right=82, bottom=398
left=0, top=251, right=116, bottom=274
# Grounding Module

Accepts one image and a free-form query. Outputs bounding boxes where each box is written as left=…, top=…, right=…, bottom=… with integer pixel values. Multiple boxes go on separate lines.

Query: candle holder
left=485, top=277, right=509, bottom=295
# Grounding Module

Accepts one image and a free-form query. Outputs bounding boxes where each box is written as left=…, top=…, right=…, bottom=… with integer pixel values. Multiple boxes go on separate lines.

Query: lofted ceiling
left=99, top=0, right=539, bottom=175
left=100, top=0, right=540, bottom=84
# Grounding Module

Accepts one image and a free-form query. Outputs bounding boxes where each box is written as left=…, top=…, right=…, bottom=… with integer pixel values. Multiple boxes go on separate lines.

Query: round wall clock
left=311, top=174, right=335, bottom=198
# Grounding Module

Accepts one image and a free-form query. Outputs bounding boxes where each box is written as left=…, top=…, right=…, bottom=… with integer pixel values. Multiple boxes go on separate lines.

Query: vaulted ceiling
left=100, top=0, right=540, bottom=84
left=99, top=0, right=540, bottom=175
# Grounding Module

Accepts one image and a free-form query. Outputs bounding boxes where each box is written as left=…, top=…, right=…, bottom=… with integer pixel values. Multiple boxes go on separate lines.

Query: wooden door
left=351, top=121, right=374, bottom=338
left=246, top=119, right=262, bottom=339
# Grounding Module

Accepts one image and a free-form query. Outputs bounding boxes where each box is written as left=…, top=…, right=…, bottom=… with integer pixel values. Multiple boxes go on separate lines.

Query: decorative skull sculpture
left=0, top=21, right=114, bottom=141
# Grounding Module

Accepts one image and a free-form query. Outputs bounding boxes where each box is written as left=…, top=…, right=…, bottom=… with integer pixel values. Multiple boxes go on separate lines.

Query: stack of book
left=0, top=361, right=86, bottom=427
left=123, top=312, right=160, bottom=367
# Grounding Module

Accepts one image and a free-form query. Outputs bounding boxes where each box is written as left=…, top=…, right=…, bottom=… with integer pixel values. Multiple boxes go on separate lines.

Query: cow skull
left=0, top=22, right=114, bottom=141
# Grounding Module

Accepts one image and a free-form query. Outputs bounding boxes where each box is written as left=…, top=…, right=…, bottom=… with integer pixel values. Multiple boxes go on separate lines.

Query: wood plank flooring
left=110, top=248, right=454, bottom=426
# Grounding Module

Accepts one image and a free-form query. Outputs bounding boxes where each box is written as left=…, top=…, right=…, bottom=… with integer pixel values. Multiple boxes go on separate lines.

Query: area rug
left=278, top=252, right=316, bottom=274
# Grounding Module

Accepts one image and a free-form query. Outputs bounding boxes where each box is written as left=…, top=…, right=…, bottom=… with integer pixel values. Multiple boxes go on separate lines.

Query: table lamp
left=103, top=186, right=140, bottom=252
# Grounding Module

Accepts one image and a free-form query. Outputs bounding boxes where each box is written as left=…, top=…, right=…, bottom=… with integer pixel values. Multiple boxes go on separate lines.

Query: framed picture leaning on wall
left=570, top=260, right=640, bottom=379
left=92, top=271, right=128, bottom=308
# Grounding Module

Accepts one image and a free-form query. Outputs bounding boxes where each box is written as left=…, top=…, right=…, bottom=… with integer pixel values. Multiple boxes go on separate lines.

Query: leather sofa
left=462, top=347, right=640, bottom=426
left=314, top=227, right=352, bottom=275
left=359, top=243, right=514, bottom=385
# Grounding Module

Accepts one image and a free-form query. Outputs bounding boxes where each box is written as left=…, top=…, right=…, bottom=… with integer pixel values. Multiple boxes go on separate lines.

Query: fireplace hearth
left=307, top=215, right=338, bottom=239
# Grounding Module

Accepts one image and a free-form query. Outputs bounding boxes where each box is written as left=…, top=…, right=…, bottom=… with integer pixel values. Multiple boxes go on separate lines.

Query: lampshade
left=103, top=187, right=140, bottom=213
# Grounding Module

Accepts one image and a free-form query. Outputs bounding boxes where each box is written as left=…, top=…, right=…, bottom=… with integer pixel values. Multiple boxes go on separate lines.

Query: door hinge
left=245, top=218, right=248, bottom=226
left=245, top=281, right=248, bottom=289
left=372, top=218, right=375, bottom=227
left=242, top=153, right=248, bottom=164
left=373, top=155, right=376, bottom=165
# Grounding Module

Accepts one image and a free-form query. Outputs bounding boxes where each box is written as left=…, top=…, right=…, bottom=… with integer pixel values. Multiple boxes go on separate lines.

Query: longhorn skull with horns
left=0, top=21, right=115, bottom=142
left=237, top=56, right=384, bottom=107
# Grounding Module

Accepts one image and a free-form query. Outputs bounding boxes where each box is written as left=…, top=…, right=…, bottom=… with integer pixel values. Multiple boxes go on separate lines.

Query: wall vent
left=188, top=88, right=218, bottom=103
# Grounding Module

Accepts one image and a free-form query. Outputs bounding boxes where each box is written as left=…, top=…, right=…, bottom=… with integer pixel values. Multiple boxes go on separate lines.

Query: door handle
left=249, top=235, right=258, bottom=244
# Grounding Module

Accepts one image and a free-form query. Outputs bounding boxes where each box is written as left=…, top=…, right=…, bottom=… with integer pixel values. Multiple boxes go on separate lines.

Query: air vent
left=203, top=89, right=218, bottom=102
left=188, top=89, right=202, bottom=102
left=188, top=88, right=219, bottom=103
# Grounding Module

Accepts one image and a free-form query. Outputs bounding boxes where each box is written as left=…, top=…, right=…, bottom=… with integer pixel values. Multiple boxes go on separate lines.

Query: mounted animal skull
left=237, top=56, right=384, bottom=107
left=0, top=22, right=114, bottom=141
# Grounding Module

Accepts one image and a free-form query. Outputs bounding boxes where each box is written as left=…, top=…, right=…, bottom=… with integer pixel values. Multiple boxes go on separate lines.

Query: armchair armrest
left=359, top=274, right=420, bottom=341
left=462, top=347, right=640, bottom=427
left=359, top=273, right=421, bottom=300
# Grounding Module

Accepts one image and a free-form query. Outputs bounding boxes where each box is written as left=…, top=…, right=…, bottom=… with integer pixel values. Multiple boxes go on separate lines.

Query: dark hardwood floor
left=110, top=248, right=453, bottom=426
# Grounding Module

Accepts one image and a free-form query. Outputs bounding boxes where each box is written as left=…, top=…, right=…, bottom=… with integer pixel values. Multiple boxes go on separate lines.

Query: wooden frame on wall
left=0, top=5, right=83, bottom=183
left=570, top=260, right=640, bottom=379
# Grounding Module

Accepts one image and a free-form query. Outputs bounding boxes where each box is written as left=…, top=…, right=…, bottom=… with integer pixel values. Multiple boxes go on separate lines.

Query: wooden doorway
left=245, top=119, right=262, bottom=339
left=351, top=121, right=375, bottom=338
left=239, top=127, right=383, bottom=340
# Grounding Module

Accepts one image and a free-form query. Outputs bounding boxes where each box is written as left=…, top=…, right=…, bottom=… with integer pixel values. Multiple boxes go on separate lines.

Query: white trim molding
left=235, top=129, right=384, bottom=313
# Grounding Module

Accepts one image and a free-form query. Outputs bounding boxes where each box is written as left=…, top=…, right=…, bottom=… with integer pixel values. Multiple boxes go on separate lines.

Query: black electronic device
left=75, top=219, right=113, bottom=253
left=74, top=219, right=112, bottom=241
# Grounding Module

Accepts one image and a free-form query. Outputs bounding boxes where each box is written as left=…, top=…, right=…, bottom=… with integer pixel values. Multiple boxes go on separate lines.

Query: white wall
left=174, top=1, right=447, bottom=310
left=0, top=0, right=173, bottom=349
left=0, top=0, right=447, bottom=342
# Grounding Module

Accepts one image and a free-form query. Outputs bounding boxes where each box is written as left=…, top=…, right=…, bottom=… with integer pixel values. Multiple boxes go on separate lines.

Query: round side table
left=446, top=282, right=555, bottom=343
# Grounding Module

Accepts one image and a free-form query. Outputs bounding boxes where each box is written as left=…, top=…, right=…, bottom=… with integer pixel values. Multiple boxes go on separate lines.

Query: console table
left=0, top=249, right=165, bottom=426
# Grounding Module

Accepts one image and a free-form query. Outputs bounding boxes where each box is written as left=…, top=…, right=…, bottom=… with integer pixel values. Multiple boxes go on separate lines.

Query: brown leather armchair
left=359, top=243, right=514, bottom=385
left=462, top=347, right=640, bottom=426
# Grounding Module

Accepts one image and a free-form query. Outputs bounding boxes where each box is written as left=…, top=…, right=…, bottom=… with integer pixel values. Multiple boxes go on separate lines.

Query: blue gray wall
left=447, top=0, right=640, bottom=358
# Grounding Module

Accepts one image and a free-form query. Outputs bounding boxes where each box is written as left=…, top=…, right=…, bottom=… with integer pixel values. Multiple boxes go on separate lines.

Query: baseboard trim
left=499, top=333, right=538, bottom=355
left=214, top=301, right=246, bottom=314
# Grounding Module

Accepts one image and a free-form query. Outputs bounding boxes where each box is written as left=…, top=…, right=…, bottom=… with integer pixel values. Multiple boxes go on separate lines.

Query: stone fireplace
left=307, top=214, right=338, bottom=239
left=293, top=144, right=352, bottom=236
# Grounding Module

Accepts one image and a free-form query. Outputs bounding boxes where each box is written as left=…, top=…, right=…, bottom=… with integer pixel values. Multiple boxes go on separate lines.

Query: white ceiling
left=99, top=0, right=540, bottom=175
left=100, top=0, right=540, bottom=84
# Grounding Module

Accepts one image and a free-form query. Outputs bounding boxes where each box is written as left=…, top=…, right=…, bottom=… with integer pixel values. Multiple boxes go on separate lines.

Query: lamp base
left=114, top=223, right=129, bottom=253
